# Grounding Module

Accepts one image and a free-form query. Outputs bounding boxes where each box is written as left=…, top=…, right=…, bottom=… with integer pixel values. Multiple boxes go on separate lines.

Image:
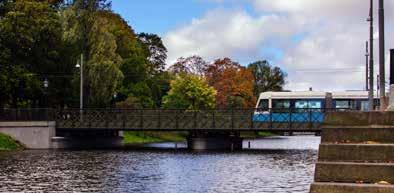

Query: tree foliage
left=0, top=0, right=66, bottom=107
left=247, top=60, right=287, bottom=96
left=162, top=74, right=216, bottom=110
left=169, top=55, right=208, bottom=76
left=138, top=33, right=167, bottom=74
left=205, top=58, right=256, bottom=108
left=0, top=0, right=285, bottom=110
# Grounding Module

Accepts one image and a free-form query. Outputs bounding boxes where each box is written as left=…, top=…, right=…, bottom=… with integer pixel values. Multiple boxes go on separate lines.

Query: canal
left=0, top=136, right=319, bottom=193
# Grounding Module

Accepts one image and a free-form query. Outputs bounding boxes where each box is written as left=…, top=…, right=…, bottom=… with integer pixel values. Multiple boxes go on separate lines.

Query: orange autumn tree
left=205, top=58, right=256, bottom=108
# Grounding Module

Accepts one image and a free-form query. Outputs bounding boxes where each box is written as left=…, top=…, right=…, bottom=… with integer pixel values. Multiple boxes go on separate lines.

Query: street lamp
left=76, top=54, right=84, bottom=109
left=43, top=78, right=49, bottom=89
left=43, top=78, right=49, bottom=107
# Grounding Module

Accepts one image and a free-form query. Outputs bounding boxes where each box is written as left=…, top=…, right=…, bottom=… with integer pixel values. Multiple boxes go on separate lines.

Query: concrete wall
left=0, top=122, right=56, bottom=149
left=324, top=111, right=394, bottom=126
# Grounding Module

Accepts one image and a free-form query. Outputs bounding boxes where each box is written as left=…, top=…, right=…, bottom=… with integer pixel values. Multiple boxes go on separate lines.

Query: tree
left=247, top=60, right=287, bottom=96
left=205, top=58, right=256, bottom=108
left=0, top=0, right=66, bottom=108
left=162, top=74, right=216, bottom=110
left=138, top=33, right=167, bottom=74
left=168, top=55, right=208, bottom=76
left=62, top=2, right=144, bottom=107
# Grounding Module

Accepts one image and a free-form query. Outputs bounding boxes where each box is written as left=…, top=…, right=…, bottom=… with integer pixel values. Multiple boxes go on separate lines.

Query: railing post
left=231, top=109, right=234, bottom=130
left=250, top=110, right=254, bottom=130
left=140, top=109, right=144, bottom=129
left=158, top=109, right=161, bottom=129
left=309, top=108, right=313, bottom=130
left=105, top=110, right=109, bottom=128
left=122, top=109, right=126, bottom=129
left=269, top=108, right=273, bottom=130
left=175, top=109, right=179, bottom=130
left=194, top=110, right=197, bottom=129
left=289, top=108, right=292, bottom=130
left=212, top=110, right=215, bottom=129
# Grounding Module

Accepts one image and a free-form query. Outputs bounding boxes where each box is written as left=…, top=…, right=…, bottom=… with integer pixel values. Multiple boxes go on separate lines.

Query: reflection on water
left=0, top=136, right=319, bottom=193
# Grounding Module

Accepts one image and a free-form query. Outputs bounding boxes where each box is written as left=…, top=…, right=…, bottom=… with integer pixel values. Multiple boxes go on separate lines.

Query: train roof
left=258, top=91, right=327, bottom=99
left=258, top=91, right=374, bottom=100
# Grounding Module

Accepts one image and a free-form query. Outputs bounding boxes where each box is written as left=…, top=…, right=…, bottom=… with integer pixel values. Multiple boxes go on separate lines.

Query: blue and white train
left=253, top=91, right=379, bottom=123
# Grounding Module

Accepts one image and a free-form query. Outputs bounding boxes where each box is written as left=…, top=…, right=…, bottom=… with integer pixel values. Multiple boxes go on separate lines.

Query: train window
left=335, top=100, right=350, bottom=109
left=308, top=100, right=322, bottom=108
left=335, top=100, right=357, bottom=109
left=295, top=100, right=308, bottom=108
left=257, top=99, right=269, bottom=110
left=272, top=100, right=290, bottom=109
left=360, top=101, right=369, bottom=111
left=295, top=100, right=322, bottom=109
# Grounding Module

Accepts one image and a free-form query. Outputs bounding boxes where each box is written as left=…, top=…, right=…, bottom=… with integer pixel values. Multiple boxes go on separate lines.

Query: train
left=253, top=91, right=379, bottom=123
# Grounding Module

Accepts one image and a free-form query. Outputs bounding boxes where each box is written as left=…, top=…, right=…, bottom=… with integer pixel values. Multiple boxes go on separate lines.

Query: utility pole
left=366, top=41, right=369, bottom=91
left=379, top=0, right=386, bottom=110
left=368, top=0, right=374, bottom=111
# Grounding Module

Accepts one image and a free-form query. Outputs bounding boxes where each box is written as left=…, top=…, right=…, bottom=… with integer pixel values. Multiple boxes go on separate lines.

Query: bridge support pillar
left=187, top=132, right=243, bottom=150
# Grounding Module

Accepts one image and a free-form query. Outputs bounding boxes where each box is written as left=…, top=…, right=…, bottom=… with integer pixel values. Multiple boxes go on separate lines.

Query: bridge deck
left=0, top=109, right=334, bottom=131
left=0, top=108, right=344, bottom=131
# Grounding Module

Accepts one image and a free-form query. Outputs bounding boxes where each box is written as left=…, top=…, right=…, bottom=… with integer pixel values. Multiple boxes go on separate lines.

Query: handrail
left=0, top=108, right=353, bottom=131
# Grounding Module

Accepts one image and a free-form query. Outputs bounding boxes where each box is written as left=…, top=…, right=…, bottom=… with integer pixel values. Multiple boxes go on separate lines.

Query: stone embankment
left=310, top=112, right=394, bottom=193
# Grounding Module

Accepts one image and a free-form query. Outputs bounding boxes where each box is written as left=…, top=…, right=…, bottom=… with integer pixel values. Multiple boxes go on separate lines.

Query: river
left=0, top=136, right=320, bottom=193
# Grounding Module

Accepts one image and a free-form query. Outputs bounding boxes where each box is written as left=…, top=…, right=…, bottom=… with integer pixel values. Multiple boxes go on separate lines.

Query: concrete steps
left=311, top=182, right=394, bottom=193
left=315, top=162, right=394, bottom=184
left=318, top=143, right=394, bottom=162
left=310, top=115, right=394, bottom=193
left=321, top=126, right=394, bottom=143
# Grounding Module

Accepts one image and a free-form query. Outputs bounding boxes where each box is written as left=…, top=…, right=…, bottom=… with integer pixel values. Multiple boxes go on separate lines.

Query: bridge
left=1, top=108, right=332, bottom=131
left=0, top=108, right=343, bottom=150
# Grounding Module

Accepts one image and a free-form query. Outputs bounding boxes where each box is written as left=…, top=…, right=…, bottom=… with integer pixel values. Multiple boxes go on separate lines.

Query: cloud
left=164, top=0, right=394, bottom=91
left=164, top=8, right=298, bottom=64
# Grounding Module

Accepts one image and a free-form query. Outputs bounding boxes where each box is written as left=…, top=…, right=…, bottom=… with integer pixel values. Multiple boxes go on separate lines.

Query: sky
left=112, top=0, right=394, bottom=92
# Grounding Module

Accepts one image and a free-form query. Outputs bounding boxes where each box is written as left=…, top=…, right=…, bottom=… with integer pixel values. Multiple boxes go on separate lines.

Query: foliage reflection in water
left=0, top=136, right=319, bottom=193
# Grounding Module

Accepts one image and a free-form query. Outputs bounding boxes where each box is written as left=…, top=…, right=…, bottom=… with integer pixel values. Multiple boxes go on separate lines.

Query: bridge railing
left=0, top=108, right=54, bottom=122
left=53, top=108, right=349, bottom=131
left=0, top=108, right=351, bottom=131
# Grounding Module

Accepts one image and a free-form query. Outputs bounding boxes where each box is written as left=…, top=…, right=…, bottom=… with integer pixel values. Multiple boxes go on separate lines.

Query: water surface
left=0, top=136, right=319, bottom=193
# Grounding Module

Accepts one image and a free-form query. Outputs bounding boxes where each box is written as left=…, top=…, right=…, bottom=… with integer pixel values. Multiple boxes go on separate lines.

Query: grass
left=123, top=131, right=186, bottom=145
left=240, top=131, right=277, bottom=139
left=0, top=133, right=23, bottom=151
left=123, top=131, right=276, bottom=145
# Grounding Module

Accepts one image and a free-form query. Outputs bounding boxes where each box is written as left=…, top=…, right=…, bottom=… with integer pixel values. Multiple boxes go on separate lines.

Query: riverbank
left=123, top=131, right=276, bottom=145
left=0, top=133, right=23, bottom=151
left=123, top=131, right=187, bottom=145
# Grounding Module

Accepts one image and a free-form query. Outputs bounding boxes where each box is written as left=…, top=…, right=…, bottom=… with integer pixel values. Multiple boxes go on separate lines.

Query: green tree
left=138, top=33, right=167, bottom=74
left=62, top=1, right=126, bottom=107
left=169, top=55, right=208, bottom=76
left=0, top=0, right=66, bottom=108
left=162, top=74, right=216, bottom=110
left=247, top=60, right=287, bottom=96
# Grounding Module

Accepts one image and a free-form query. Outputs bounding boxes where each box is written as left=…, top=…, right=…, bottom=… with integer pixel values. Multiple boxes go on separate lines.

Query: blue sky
left=112, top=1, right=280, bottom=65
left=112, top=1, right=253, bottom=36
left=111, top=0, right=394, bottom=91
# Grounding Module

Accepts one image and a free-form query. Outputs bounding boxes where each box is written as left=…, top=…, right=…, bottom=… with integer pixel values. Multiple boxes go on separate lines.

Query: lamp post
left=43, top=78, right=49, bottom=107
left=75, top=54, right=84, bottom=109
left=76, top=54, right=84, bottom=122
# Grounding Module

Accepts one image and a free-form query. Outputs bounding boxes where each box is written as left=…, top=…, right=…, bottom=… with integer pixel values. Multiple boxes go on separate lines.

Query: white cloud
left=164, top=0, right=394, bottom=91
left=164, top=9, right=298, bottom=63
